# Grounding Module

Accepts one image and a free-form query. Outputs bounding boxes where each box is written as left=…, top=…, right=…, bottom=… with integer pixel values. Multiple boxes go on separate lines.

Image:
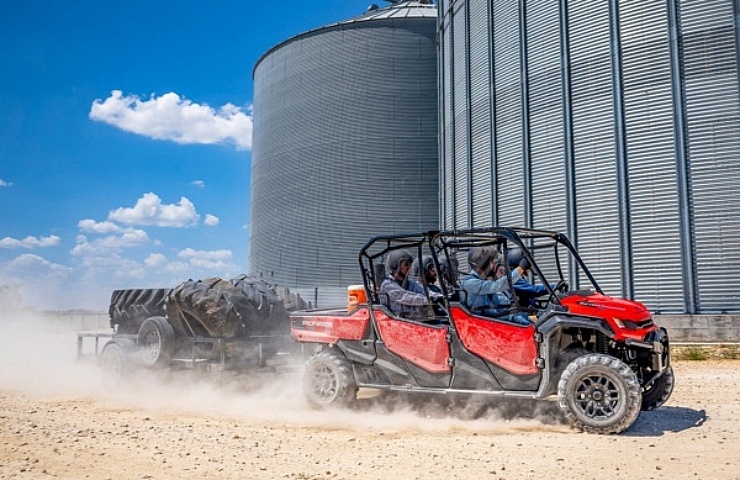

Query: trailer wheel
left=303, top=349, right=357, bottom=409
left=641, top=365, right=674, bottom=411
left=99, top=339, right=134, bottom=388
left=137, top=316, right=175, bottom=368
left=558, top=353, right=642, bottom=434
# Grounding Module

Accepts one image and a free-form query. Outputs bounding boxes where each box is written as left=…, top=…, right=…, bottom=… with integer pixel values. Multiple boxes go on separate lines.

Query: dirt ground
left=0, top=318, right=738, bottom=480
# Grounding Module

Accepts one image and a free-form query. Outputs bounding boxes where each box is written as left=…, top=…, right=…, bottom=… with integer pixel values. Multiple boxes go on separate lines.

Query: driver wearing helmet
left=460, top=246, right=530, bottom=326
left=380, top=249, right=442, bottom=320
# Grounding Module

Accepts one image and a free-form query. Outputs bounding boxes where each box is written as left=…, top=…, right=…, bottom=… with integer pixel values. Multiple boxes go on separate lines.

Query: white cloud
left=0, top=254, right=74, bottom=309
left=76, top=254, right=147, bottom=280
left=178, top=248, right=233, bottom=270
left=144, top=250, right=234, bottom=274
left=70, top=230, right=149, bottom=258
left=204, top=214, right=219, bottom=226
left=89, top=90, right=252, bottom=150
left=108, top=192, right=199, bottom=227
left=143, top=253, right=190, bottom=273
left=3, top=253, right=72, bottom=276
left=144, top=253, right=168, bottom=268
left=0, top=178, right=12, bottom=187
left=0, top=235, right=61, bottom=249
left=178, top=248, right=232, bottom=261
left=78, top=219, right=123, bottom=234
left=191, top=180, right=205, bottom=187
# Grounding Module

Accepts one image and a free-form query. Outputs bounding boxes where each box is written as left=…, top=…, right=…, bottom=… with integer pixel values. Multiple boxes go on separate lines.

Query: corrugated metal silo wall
left=251, top=17, right=439, bottom=307
left=438, top=0, right=740, bottom=313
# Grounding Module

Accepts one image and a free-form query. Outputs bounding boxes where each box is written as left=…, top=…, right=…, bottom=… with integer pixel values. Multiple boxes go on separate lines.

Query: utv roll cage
left=358, top=227, right=604, bottom=310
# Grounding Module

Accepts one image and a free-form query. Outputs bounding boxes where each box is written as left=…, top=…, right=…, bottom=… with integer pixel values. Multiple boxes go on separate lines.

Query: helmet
left=411, top=255, right=436, bottom=283
left=386, top=249, right=413, bottom=275
left=507, top=247, right=523, bottom=268
left=468, top=246, right=496, bottom=271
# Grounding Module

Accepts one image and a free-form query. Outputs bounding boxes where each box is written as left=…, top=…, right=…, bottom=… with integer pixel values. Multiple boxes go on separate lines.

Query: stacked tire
left=108, top=288, right=169, bottom=335
left=106, top=275, right=308, bottom=369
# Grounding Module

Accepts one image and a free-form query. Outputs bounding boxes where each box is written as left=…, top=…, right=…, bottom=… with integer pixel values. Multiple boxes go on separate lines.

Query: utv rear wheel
left=558, top=353, right=641, bottom=434
left=641, top=365, right=674, bottom=411
left=137, top=316, right=175, bottom=369
left=303, top=349, right=357, bottom=409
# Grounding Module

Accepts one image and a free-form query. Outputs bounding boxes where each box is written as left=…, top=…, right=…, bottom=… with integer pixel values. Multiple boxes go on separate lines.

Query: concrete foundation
left=655, top=315, right=740, bottom=343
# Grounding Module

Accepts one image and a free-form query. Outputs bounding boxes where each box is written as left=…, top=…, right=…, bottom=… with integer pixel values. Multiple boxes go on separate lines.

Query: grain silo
left=250, top=1, right=438, bottom=306
left=437, top=0, right=740, bottom=314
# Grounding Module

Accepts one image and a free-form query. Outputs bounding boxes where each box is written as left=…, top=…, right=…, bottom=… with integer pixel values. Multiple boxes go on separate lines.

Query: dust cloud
left=0, top=304, right=566, bottom=435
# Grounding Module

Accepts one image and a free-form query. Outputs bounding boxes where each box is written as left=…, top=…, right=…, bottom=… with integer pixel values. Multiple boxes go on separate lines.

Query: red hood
left=561, top=292, right=652, bottom=322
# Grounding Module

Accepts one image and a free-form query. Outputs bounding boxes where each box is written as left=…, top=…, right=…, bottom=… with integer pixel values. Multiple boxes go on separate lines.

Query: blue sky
left=0, top=0, right=376, bottom=310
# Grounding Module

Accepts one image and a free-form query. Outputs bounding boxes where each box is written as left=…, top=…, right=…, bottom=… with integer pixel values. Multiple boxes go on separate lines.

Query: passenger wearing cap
left=380, top=249, right=442, bottom=320
left=461, top=246, right=531, bottom=326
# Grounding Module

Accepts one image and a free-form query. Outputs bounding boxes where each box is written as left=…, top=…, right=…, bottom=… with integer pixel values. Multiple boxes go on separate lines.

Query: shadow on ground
left=353, top=392, right=706, bottom=436
left=626, top=406, right=707, bottom=436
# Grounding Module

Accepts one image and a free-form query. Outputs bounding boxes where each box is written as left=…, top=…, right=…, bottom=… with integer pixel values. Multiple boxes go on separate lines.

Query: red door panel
left=373, top=309, right=451, bottom=373
left=291, top=307, right=371, bottom=344
left=450, top=306, right=538, bottom=376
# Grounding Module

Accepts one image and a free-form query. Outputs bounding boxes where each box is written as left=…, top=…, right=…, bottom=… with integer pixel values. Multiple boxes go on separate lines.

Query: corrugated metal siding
left=527, top=0, right=567, bottom=235
left=438, top=0, right=740, bottom=313
left=680, top=0, right=740, bottom=312
left=619, top=0, right=685, bottom=312
left=469, top=0, right=493, bottom=227
left=493, top=1, right=525, bottom=227
left=568, top=0, right=623, bottom=296
left=525, top=0, right=569, bottom=278
left=441, top=10, right=455, bottom=229
left=251, top=13, right=438, bottom=306
left=452, top=1, right=470, bottom=228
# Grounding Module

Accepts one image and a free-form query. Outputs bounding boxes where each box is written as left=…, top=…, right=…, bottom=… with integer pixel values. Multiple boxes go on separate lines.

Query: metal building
left=438, top=0, right=740, bottom=314
left=250, top=1, right=439, bottom=306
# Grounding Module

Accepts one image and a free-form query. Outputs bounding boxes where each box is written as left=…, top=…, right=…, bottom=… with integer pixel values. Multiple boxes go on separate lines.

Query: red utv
left=290, top=227, right=672, bottom=434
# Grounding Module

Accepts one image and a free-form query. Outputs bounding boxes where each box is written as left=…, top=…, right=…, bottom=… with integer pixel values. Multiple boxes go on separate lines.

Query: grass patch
left=717, top=346, right=740, bottom=360
left=672, top=345, right=740, bottom=361
left=674, top=347, right=710, bottom=361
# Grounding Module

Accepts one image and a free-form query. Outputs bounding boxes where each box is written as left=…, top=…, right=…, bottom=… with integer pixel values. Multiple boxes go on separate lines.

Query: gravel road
left=0, top=318, right=738, bottom=479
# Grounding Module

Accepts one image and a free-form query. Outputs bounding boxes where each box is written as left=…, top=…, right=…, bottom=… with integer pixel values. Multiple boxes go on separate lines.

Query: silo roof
left=329, top=1, right=437, bottom=24
left=254, top=1, right=437, bottom=75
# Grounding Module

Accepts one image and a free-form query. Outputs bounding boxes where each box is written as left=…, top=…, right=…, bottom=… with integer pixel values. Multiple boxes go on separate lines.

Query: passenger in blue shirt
left=495, top=257, right=553, bottom=309
left=460, top=247, right=531, bottom=326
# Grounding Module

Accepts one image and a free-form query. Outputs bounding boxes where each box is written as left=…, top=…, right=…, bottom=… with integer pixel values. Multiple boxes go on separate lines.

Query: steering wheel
left=547, top=279, right=569, bottom=305
left=554, top=279, right=569, bottom=293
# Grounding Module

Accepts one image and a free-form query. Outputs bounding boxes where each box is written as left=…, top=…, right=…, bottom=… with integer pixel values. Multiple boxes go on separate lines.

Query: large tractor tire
left=109, top=289, right=169, bottom=334
left=273, top=285, right=310, bottom=312
left=558, top=353, right=642, bottom=434
left=303, top=349, right=358, bottom=409
left=136, top=316, right=175, bottom=369
left=641, top=365, right=675, bottom=411
left=165, top=278, right=237, bottom=338
left=229, top=275, right=293, bottom=336
left=165, top=275, right=305, bottom=339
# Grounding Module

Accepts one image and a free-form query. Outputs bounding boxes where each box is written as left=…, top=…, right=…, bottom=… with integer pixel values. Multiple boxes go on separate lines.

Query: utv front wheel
left=303, top=349, right=357, bottom=409
left=558, top=353, right=642, bottom=434
left=641, top=365, right=674, bottom=411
